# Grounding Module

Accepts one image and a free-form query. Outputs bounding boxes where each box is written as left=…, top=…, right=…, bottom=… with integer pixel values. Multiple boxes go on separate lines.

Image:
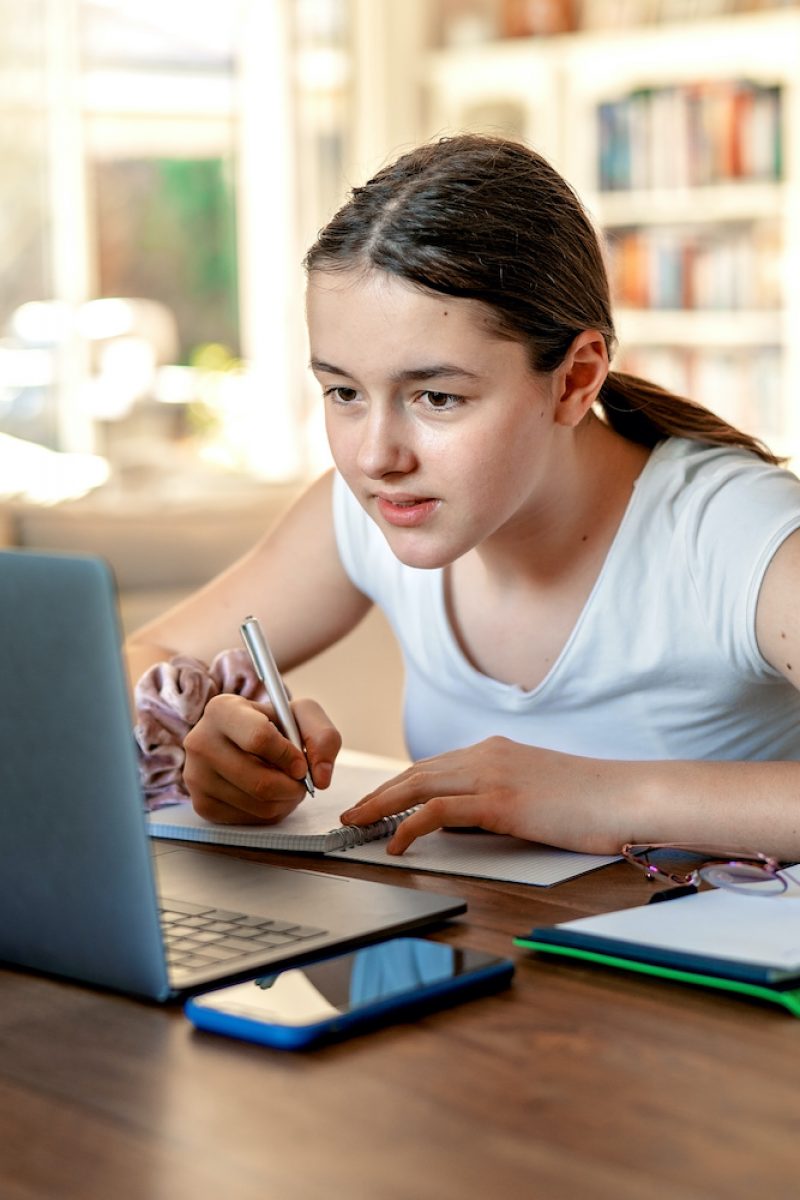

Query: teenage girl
left=127, top=134, right=800, bottom=858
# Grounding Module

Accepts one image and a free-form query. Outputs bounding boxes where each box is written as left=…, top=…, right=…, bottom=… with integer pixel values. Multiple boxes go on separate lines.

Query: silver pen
left=240, top=615, right=315, bottom=797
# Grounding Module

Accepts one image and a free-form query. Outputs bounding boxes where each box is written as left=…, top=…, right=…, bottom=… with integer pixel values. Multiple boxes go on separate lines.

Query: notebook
left=516, top=880, right=800, bottom=1016
left=147, top=751, right=414, bottom=852
left=148, top=753, right=620, bottom=888
left=0, top=549, right=466, bottom=1002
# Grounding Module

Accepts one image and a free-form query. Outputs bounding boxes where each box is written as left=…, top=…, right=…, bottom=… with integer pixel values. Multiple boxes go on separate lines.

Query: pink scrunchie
left=134, top=649, right=264, bottom=810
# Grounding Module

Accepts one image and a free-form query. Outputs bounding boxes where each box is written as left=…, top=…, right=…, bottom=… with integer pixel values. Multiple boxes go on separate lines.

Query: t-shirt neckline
left=434, top=440, right=667, bottom=701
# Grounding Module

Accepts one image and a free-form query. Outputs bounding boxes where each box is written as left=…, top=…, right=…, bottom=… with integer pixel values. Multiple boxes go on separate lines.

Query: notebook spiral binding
left=338, top=811, right=413, bottom=849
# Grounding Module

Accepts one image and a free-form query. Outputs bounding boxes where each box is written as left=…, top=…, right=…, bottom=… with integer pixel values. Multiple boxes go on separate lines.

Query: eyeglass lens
left=698, top=863, right=785, bottom=894
left=638, top=848, right=787, bottom=896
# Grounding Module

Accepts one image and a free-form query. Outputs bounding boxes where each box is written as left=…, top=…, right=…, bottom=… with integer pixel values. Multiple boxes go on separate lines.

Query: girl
left=128, top=134, right=800, bottom=858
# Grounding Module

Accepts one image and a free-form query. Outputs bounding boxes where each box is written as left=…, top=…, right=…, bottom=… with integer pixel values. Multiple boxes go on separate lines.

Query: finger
left=340, top=763, right=462, bottom=825
left=209, top=695, right=313, bottom=785
left=184, top=710, right=308, bottom=819
left=191, top=787, right=303, bottom=825
left=191, top=750, right=307, bottom=811
left=385, top=795, right=489, bottom=855
left=291, top=698, right=343, bottom=789
left=185, top=759, right=306, bottom=824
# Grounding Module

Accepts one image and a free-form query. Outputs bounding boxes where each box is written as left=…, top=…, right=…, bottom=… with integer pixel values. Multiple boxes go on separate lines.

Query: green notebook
left=515, top=883, right=800, bottom=1017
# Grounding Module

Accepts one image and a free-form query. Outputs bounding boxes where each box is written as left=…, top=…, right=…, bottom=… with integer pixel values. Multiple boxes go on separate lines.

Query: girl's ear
left=553, top=331, right=609, bottom=428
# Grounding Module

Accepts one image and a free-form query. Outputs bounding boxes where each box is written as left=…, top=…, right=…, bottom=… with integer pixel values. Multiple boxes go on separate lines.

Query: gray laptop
left=0, top=549, right=465, bottom=1001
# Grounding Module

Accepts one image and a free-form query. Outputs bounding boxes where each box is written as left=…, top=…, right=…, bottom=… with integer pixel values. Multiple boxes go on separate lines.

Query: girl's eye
left=420, top=391, right=462, bottom=411
left=326, top=386, right=358, bottom=403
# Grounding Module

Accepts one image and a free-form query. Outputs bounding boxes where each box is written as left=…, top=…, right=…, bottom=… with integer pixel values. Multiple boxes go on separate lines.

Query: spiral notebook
left=147, top=753, right=410, bottom=853
left=146, top=751, right=619, bottom=886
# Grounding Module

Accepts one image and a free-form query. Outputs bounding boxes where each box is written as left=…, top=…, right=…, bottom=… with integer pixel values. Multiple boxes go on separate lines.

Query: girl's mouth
left=375, top=495, right=440, bottom=527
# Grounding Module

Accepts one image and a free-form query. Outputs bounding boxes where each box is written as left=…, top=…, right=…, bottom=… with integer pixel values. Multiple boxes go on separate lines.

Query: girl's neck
left=470, top=416, right=652, bottom=592
left=443, top=420, right=653, bottom=691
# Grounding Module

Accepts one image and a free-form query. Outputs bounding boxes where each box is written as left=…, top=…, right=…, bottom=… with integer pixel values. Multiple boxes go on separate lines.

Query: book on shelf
left=147, top=749, right=619, bottom=887
left=597, top=80, right=782, bottom=192
left=607, top=222, right=782, bottom=312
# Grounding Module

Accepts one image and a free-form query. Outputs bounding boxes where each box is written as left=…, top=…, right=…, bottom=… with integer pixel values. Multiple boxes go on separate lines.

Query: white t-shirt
left=332, top=438, right=800, bottom=763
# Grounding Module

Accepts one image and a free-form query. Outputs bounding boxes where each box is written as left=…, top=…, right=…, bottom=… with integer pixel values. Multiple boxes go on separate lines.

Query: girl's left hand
left=339, top=737, right=633, bottom=856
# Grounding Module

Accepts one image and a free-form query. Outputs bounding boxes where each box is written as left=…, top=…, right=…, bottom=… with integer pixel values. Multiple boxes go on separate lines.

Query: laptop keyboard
left=160, top=897, right=327, bottom=975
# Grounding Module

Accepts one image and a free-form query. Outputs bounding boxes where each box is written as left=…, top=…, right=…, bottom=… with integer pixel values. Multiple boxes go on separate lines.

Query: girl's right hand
left=182, top=693, right=342, bottom=825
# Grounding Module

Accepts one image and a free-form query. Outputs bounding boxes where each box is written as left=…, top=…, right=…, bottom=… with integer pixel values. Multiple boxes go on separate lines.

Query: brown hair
left=305, top=134, right=782, bottom=465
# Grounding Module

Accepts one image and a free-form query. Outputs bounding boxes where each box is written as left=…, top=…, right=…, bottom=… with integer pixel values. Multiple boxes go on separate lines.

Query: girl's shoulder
left=640, top=436, right=800, bottom=513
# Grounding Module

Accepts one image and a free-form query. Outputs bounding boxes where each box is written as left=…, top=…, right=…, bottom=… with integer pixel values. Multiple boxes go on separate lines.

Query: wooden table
left=2, top=848, right=798, bottom=1200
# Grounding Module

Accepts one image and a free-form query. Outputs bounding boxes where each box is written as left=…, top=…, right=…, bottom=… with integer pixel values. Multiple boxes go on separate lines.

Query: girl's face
left=307, top=268, right=562, bottom=570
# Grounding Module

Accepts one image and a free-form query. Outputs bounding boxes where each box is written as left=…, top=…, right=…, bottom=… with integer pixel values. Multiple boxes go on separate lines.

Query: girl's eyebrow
left=310, top=359, right=483, bottom=382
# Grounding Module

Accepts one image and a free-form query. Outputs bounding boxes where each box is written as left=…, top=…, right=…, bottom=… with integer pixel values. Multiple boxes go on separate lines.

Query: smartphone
left=184, top=938, right=514, bottom=1049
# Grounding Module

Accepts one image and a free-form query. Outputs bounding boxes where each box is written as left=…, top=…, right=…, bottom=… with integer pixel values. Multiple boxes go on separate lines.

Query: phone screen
left=190, top=939, right=504, bottom=1026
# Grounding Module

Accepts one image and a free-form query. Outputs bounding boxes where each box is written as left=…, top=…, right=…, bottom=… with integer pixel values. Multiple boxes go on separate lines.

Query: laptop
left=0, top=548, right=466, bottom=1001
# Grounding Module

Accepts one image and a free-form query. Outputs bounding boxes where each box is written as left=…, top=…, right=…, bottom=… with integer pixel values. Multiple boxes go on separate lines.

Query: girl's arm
left=126, top=469, right=370, bottom=680
left=127, top=470, right=374, bottom=823
left=341, top=528, right=800, bottom=859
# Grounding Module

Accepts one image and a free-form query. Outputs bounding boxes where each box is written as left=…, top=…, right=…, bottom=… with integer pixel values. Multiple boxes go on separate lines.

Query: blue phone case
left=185, top=941, right=514, bottom=1049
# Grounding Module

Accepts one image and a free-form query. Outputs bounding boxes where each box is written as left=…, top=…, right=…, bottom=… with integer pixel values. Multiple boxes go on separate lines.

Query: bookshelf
left=423, top=10, right=800, bottom=460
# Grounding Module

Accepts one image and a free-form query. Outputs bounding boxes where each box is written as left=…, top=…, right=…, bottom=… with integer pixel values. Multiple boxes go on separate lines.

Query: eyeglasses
left=621, top=843, right=796, bottom=897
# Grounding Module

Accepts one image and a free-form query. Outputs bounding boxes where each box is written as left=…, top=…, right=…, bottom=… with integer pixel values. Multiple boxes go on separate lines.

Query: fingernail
left=314, top=761, right=333, bottom=788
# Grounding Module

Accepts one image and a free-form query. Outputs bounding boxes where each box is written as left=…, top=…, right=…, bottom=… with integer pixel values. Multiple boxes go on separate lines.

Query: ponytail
left=598, top=371, right=784, bottom=467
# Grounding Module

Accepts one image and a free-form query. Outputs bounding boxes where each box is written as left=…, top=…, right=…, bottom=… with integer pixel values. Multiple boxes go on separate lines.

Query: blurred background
left=2, top=0, right=799, bottom=753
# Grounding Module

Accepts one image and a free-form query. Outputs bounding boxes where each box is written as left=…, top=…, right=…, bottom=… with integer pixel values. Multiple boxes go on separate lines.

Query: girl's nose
left=356, top=408, right=416, bottom=478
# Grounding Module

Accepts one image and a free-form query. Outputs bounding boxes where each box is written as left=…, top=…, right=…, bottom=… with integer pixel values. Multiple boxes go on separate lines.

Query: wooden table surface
left=2, top=848, right=799, bottom=1200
